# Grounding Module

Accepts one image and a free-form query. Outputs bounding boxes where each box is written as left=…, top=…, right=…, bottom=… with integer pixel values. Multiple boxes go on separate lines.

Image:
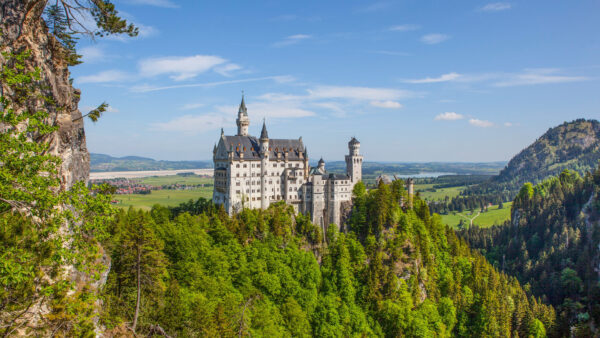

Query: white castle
left=212, top=96, right=363, bottom=229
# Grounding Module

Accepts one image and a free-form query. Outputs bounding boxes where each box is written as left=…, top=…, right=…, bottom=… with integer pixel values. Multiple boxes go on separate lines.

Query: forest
left=460, top=169, right=600, bottom=337
left=98, top=182, right=554, bottom=337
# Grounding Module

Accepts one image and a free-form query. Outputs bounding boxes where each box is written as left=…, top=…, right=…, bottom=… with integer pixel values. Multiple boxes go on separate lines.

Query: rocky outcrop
left=0, top=0, right=89, bottom=190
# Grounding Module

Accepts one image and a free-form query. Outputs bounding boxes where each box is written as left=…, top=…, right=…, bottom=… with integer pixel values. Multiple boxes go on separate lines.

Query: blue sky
left=71, top=0, right=600, bottom=162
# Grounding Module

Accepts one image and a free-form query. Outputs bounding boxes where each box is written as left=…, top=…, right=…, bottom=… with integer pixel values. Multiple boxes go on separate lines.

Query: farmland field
left=139, top=175, right=213, bottom=187
left=439, top=202, right=512, bottom=228
left=415, top=184, right=467, bottom=201
left=113, top=187, right=212, bottom=210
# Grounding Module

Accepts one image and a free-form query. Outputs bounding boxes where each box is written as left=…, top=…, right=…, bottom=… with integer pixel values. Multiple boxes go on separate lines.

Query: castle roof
left=238, top=95, right=247, bottom=116
left=349, top=137, right=360, bottom=145
left=260, top=120, right=269, bottom=139
left=222, top=135, right=304, bottom=160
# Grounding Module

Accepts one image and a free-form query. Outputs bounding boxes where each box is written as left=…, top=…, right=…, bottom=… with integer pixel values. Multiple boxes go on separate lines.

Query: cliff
left=0, top=0, right=89, bottom=190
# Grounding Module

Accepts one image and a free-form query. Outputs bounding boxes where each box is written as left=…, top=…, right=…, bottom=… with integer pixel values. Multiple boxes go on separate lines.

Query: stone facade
left=213, top=97, right=363, bottom=231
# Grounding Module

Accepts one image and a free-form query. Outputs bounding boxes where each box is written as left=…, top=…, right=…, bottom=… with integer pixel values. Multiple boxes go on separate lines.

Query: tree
left=119, top=209, right=167, bottom=332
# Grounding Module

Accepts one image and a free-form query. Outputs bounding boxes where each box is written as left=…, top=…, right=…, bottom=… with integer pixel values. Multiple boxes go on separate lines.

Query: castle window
left=236, top=182, right=240, bottom=186
left=236, top=164, right=240, bottom=168
left=243, top=164, right=247, bottom=168
left=236, top=173, right=240, bottom=177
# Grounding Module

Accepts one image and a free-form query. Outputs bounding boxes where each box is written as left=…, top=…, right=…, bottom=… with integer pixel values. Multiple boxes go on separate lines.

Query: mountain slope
left=461, top=169, right=600, bottom=336
left=495, top=119, right=600, bottom=189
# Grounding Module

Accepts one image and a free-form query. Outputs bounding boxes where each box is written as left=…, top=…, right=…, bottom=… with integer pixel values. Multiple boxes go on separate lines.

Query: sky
left=71, top=0, right=600, bottom=162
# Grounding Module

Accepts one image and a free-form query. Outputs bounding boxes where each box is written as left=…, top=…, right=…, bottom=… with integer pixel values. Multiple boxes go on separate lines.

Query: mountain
left=494, top=118, right=600, bottom=190
left=461, top=168, right=600, bottom=336
left=90, top=153, right=212, bottom=172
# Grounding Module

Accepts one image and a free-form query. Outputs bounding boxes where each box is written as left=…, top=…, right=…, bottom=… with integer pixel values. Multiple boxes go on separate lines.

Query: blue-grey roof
left=223, top=135, right=305, bottom=160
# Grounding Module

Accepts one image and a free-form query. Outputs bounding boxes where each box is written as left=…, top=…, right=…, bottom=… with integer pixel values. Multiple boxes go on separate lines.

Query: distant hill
left=494, top=119, right=600, bottom=189
left=430, top=119, right=600, bottom=213
left=90, top=153, right=212, bottom=172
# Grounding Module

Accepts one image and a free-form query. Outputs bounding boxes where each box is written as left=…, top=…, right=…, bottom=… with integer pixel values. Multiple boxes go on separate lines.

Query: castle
left=212, top=96, right=363, bottom=230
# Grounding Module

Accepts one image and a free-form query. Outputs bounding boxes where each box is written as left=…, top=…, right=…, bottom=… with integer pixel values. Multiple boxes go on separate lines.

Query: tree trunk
left=132, top=245, right=141, bottom=332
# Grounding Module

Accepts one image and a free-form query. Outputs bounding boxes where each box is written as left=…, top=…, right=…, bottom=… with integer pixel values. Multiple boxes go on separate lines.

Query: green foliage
left=100, top=179, right=555, bottom=336
left=462, top=168, right=600, bottom=336
left=0, top=50, right=115, bottom=335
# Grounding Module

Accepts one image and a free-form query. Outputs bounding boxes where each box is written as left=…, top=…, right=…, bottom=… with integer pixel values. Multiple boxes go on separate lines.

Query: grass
left=415, top=184, right=467, bottom=201
left=113, top=187, right=213, bottom=211
left=439, top=202, right=512, bottom=229
left=139, top=175, right=213, bottom=187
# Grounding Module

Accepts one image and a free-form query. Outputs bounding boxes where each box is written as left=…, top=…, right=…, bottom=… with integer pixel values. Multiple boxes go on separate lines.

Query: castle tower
left=406, top=178, right=414, bottom=208
left=318, top=157, right=325, bottom=172
left=236, top=95, right=250, bottom=136
left=345, top=137, right=363, bottom=183
left=259, top=120, right=269, bottom=209
left=303, top=146, right=309, bottom=178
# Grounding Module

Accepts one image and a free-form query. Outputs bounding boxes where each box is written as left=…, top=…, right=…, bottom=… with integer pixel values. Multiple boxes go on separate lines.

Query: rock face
left=0, top=0, right=89, bottom=190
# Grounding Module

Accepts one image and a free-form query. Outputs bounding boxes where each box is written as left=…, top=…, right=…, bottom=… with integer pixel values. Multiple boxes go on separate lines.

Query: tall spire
left=260, top=119, right=269, bottom=140
left=238, top=92, right=247, bottom=116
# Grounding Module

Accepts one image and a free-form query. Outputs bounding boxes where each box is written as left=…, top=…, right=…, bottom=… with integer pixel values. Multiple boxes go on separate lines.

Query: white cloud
left=404, top=72, right=461, bottom=84
left=77, top=70, right=131, bottom=84
left=273, top=34, right=312, bottom=47
left=124, top=0, right=178, bottom=8
left=130, top=76, right=289, bottom=93
left=435, top=112, right=464, bottom=121
left=79, top=46, right=105, bottom=63
left=504, top=122, right=513, bottom=127
left=370, top=100, right=403, bottom=109
left=214, top=63, right=242, bottom=77
left=388, top=24, right=420, bottom=32
left=469, top=118, right=494, bottom=127
left=421, top=33, right=450, bottom=44
left=480, top=2, right=512, bottom=12
left=308, top=86, right=416, bottom=101
left=138, top=55, right=229, bottom=81
left=493, top=68, right=588, bottom=87
left=151, top=114, right=231, bottom=133
left=248, top=102, right=316, bottom=118
left=180, top=103, right=205, bottom=110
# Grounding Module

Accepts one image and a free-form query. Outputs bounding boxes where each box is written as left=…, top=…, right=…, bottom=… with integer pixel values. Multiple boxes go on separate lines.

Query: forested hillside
left=99, top=181, right=554, bottom=337
left=431, top=119, right=600, bottom=214
left=461, top=169, right=600, bottom=336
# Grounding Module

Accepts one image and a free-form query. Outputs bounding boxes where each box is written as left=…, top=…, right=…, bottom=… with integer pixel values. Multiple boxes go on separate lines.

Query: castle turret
left=318, top=157, right=325, bottom=172
left=236, top=95, right=250, bottom=136
left=259, top=120, right=269, bottom=209
left=345, top=137, right=363, bottom=183
left=303, top=146, right=309, bottom=178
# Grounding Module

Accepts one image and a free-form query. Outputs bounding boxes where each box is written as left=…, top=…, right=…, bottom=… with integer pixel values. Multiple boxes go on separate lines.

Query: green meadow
left=439, top=202, right=512, bottom=229
left=139, top=175, right=213, bottom=187
left=415, top=184, right=467, bottom=201
left=111, top=175, right=213, bottom=210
